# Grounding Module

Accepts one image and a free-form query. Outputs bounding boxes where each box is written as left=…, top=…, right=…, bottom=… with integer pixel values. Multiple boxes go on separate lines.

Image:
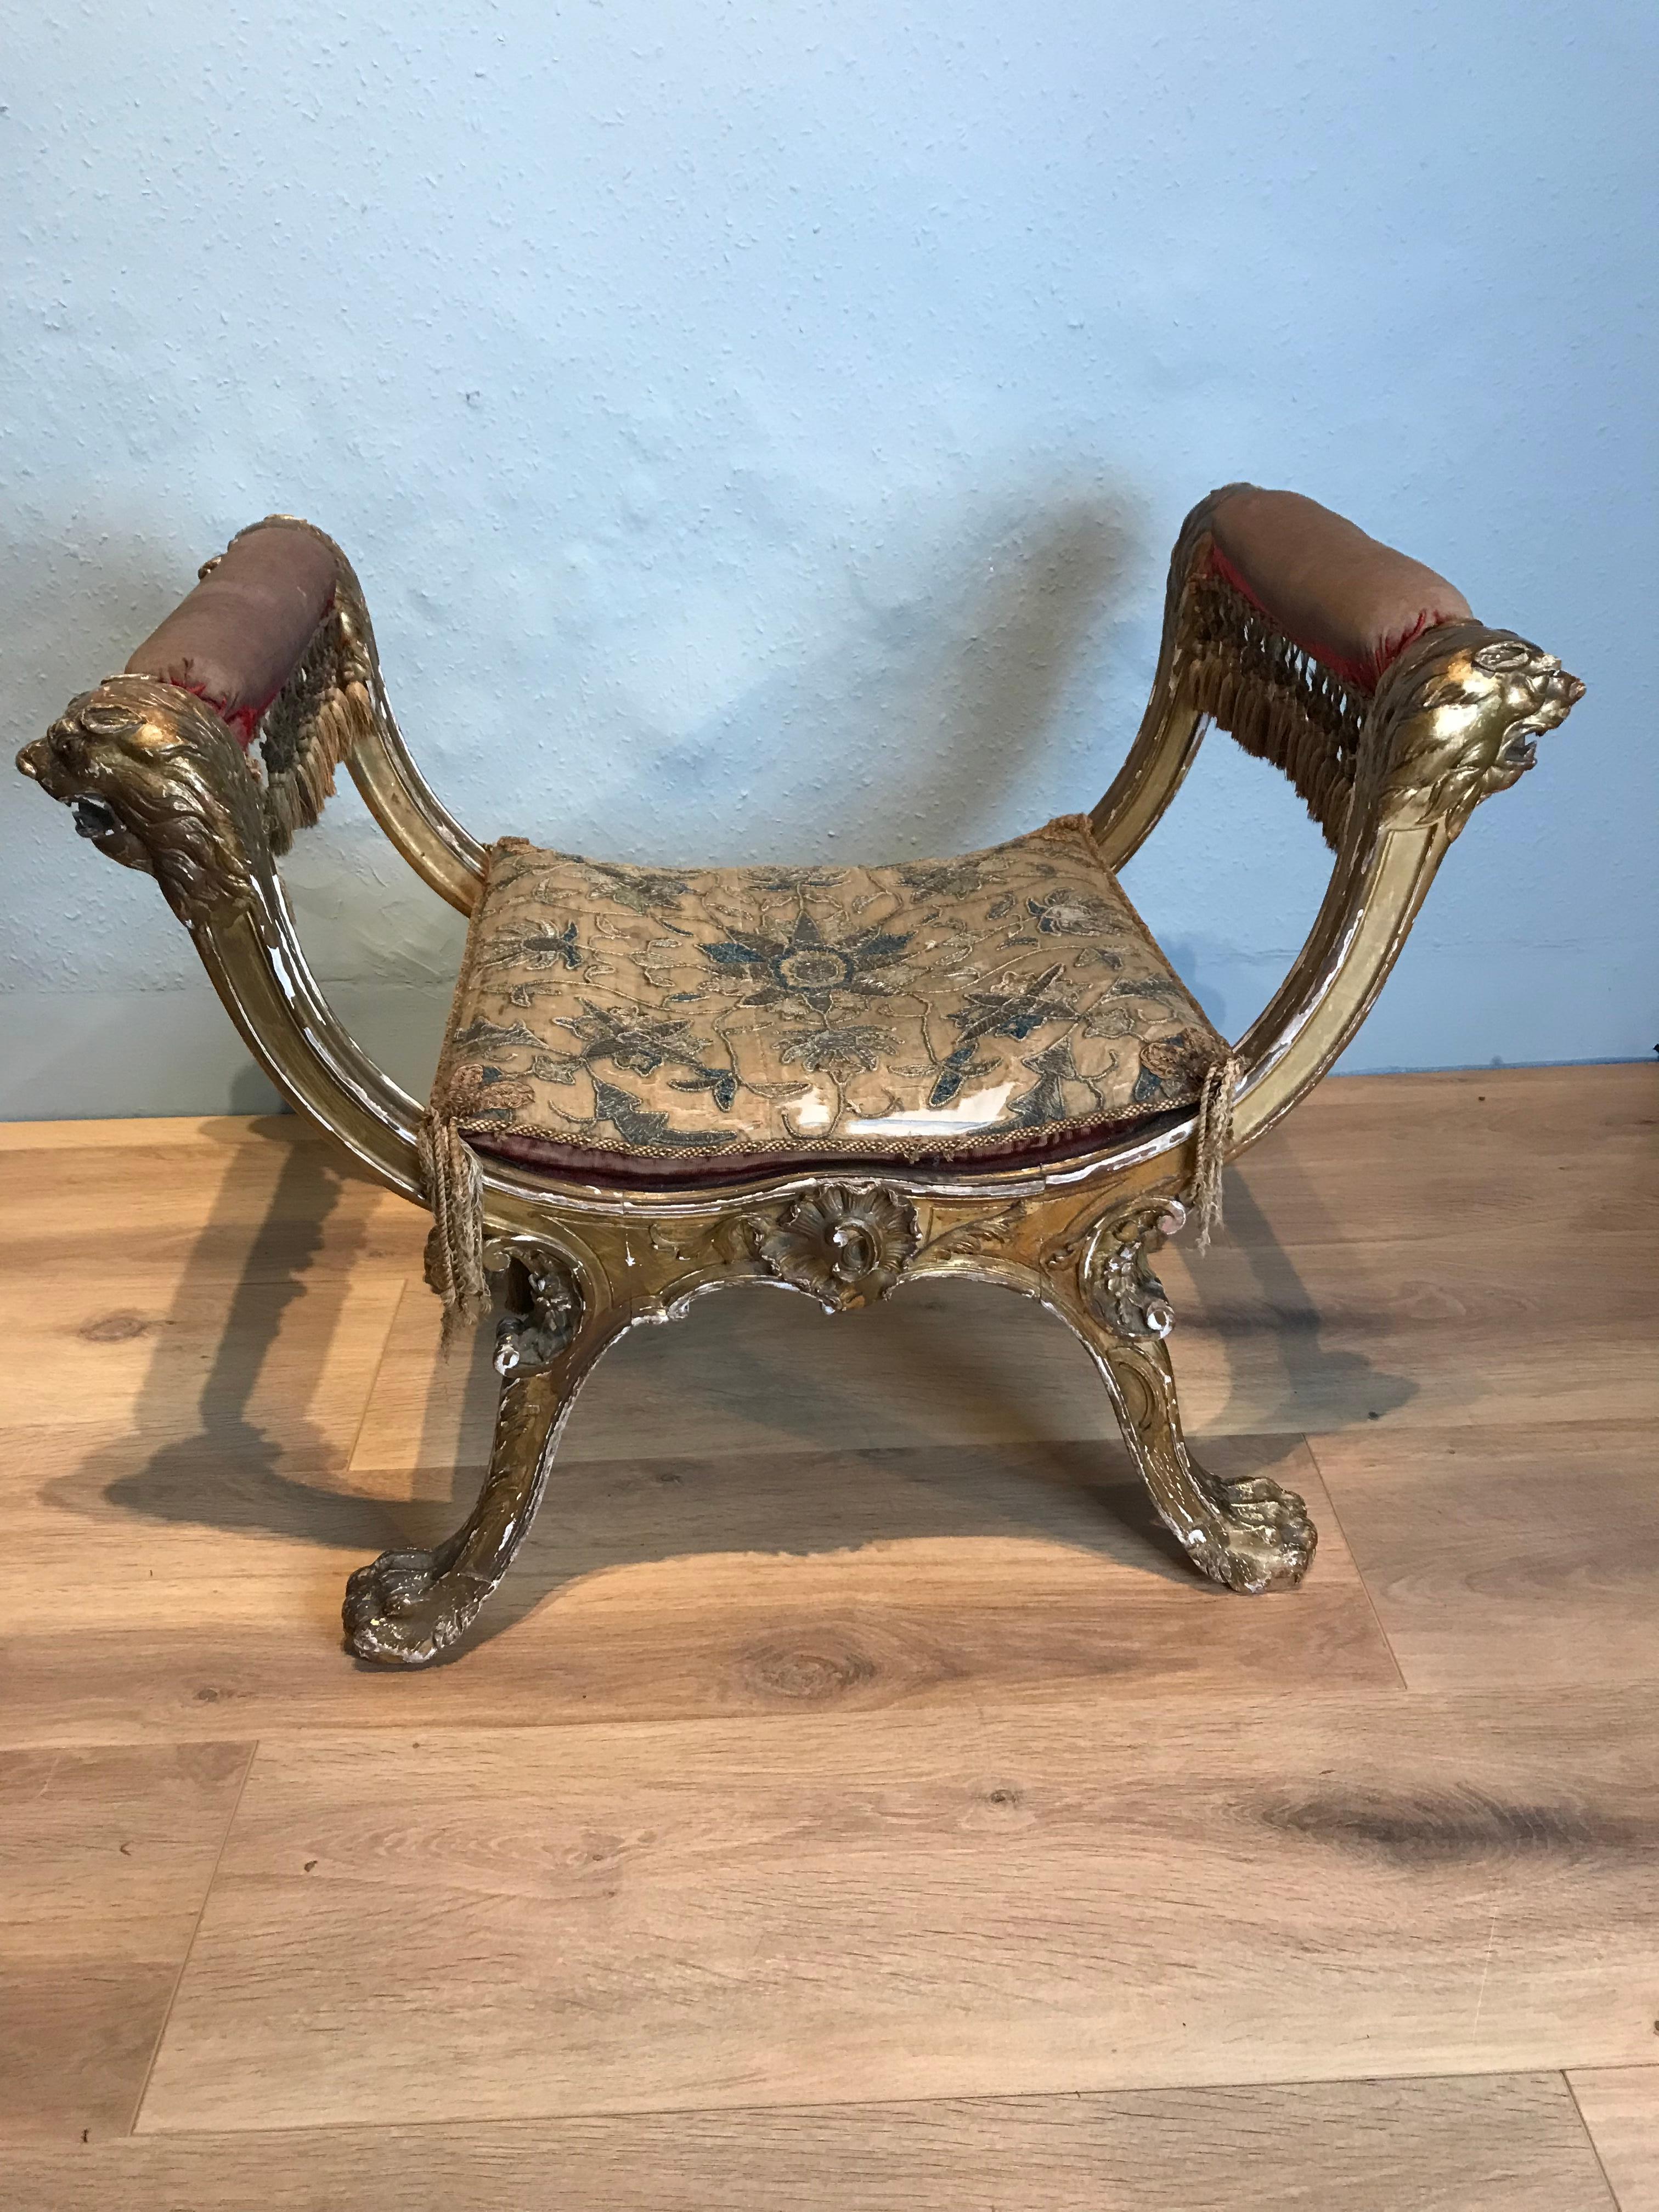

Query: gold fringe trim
left=1183, top=570, right=1368, bottom=851
left=417, top=1114, right=490, bottom=1347
left=224, top=516, right=384, bottom=855
left=1190, top=1052, right=1240, bottom=1253
left=256, top=628, right=378, bottom=856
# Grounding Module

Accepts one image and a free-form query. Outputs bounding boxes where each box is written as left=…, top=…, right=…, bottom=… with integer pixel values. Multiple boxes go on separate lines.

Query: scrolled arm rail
left=14, top=519, right=492, bottom=1223
left=16, top=675, right=428, bottom=1192
left=15, top=673, right=555, bottom=1251
left=1227, top=617, right=1583, bottom=1148
left=1091, top=484, right=1584, bottom=1154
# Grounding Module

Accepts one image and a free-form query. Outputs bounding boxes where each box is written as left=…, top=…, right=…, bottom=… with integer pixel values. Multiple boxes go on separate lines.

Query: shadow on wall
left=567, top=491, right=1142, bottom=864
left=5, top=490, right=1141, bottom=1118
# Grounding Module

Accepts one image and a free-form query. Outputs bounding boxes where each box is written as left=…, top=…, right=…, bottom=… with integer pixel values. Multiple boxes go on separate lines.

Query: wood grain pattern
left=1218, top=1064, right=1656, bottom=1250
left=139, top=1688, right=1659, bottom=2133
left=0, top=2074, right=1620, bottom=2211
left=1161, top=1223, right=1657, bottom=1435
left=2, top=1066, right=1653, bottom=2192
left=1569, top=2069, right=1659, bottom=2212
left=0, top=1434, right=1396, bottom=1744
left=0, top=1742, right=252, bottom=2142
left=0, top=1271, right=403, bottom=1440
left=0, top=1115, right=421, bottom=1288
left=1310, top=1422, right=1659, bottom=1690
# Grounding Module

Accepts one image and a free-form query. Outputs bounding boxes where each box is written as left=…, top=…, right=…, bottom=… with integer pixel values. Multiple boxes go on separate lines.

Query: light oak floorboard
left=0, top=1269, right=403, bottom=1442
left=0, top=1115, right=421, bottom=1286
left=138, top=1688, right=1659, bottom=2133
left=1216, top=1064, right=1655, bottom=1251
left=3, top=1068, right=1653, bottom=2174
left=0, top=1435, right=1396, bottom=1743
left=1569, top=2069, right=1659, bottom=2212
left=1310, top=1422, right=1659, bottom=1691
left=0, top=1114, right=321, bottom=1152
left=0, top=2074, right=1620, bottom=2211
left=0, top=1742, right=252, bottom=2142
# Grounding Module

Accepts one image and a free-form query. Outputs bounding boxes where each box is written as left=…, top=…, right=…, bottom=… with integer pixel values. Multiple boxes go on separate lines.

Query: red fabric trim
left=471, top=1104, right=1186, bottom=1192
left=1204, top=544, right=1378, bottom=691
left=1368, top=606, right=1436, bottom=679
left=166, top=679, right=262, bottom=748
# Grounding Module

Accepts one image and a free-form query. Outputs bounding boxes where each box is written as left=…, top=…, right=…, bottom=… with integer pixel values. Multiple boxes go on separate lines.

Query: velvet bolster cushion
left=1203, top=484, right=1474, bottom=690
left=124, top=520, right=338, bottom=741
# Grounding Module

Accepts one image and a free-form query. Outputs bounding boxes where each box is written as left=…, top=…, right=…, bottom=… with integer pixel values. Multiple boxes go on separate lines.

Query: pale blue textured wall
left=3, top=1, right=1654, bottom=1115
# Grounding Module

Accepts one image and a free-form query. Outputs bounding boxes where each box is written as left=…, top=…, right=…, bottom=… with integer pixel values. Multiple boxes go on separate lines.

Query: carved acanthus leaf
left=1065, top=1196, right=1188, bottom=1340
left=484, top=1237, right=582, bottom=1375
left=918, top=1199, right=1030, bottom=1263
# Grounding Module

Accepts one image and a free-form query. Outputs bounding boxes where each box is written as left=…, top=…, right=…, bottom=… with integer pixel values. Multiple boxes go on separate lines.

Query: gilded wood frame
left=18, top=514, right=1582, bottom=1663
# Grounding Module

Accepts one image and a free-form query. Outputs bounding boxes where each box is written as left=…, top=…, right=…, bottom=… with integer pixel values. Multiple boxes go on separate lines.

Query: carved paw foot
left=342, top=1547, right=489, bottom=1666
left=1184, top=1468, right=1317, bottom=1594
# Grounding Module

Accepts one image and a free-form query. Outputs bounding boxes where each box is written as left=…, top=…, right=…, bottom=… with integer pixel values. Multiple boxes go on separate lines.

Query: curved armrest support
left=18, top=679, right=562, bottom=1248
left=1227, top=619, right=1584, bottom=1149
left=17, top=677, right=426, bottom=1190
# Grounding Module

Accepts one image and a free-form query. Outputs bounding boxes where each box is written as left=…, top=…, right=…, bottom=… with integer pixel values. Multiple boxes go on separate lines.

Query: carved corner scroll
left=1085, top=1197, right=1188, bottom=1339
left=1366, top=624, right=1585, bottom=841
left=484, top=1237, right=583, bottom=1375
left=16, top=675, right=268, bottom=928
left=1041, top=1193, right=1188, bottom=1341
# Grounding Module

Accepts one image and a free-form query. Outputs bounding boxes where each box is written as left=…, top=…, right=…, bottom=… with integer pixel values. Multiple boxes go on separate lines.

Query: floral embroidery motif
left=433, top=816, right=1224, bottom=1164
left=701, top=912, right=913, bottom=1016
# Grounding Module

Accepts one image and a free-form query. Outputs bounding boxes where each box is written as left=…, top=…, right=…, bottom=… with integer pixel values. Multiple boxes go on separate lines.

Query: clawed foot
left=342, top=1547, right=490, bottom=1666
left=1183, top=1468, right=1317, bottom=1594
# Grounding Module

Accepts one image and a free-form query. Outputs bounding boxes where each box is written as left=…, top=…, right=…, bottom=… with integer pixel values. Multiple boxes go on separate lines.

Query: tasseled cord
left=417, top=1115, right=490, bottom=1350
left=1190, top=1053, right=1242, bottom=1254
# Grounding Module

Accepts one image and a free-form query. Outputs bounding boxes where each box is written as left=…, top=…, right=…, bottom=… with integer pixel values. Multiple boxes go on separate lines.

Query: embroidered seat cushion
left=432, top=813, right=1227, bottom=1184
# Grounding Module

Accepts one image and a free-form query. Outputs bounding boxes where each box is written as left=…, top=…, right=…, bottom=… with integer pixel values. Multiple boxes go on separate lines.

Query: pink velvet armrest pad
left=1202, top=484, right=1474, bottom=691
left=124, top=520, right=339, bottom=743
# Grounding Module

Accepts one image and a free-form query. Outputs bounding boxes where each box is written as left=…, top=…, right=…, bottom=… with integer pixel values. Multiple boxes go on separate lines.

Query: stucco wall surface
left=2, top=0, right=1653, bottom=1115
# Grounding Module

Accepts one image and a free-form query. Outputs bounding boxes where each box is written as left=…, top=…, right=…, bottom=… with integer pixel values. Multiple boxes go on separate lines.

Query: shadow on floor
left=46, top=1107, right=1418, bottom=1664
left=57, top=1127, right=416, bottom=1556
left=1189, top=1163, right=1417, bottom=1436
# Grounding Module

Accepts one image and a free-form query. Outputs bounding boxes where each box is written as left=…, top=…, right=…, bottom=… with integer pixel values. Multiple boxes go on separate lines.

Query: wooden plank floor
left=0, top=1064, right=1653, bottom=2206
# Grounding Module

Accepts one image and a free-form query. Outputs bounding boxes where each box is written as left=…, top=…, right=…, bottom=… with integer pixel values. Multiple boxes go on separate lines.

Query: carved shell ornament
left=752, top=1182, right=921, bottom=1310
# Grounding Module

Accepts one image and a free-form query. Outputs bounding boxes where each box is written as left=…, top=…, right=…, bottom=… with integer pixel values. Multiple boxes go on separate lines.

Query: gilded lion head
left=1369, top=624, right=1585, bottom=838
left=16, top=676, right=265, bottom=927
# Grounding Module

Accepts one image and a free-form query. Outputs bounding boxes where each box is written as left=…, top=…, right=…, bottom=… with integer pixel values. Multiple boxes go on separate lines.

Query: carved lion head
left=1370, top=624, right=1584, bottom=838
left=16, top=676, right=265, bottom=928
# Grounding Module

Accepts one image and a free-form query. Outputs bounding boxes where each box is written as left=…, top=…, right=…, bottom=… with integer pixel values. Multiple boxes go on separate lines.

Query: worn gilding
left=17, top=504, right=1582, bottom=1664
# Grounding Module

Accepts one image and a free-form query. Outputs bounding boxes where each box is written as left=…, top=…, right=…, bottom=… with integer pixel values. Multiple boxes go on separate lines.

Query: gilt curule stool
left=17, top=486, right=1583, bottom=1666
